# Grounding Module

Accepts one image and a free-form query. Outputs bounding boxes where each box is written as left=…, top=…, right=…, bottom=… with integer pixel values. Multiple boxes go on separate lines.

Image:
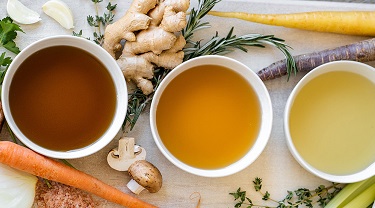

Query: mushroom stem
left=127, top=179, right=145, bottom=194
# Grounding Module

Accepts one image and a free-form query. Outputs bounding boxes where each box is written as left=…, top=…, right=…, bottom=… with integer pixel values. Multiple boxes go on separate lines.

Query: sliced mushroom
left=107, top=137, right=146, bottom=171
left=127, top=160, right=162, bottom=194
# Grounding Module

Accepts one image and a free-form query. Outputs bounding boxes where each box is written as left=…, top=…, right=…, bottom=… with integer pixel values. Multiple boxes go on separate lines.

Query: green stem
left=6, top=122, right=18, bottom=144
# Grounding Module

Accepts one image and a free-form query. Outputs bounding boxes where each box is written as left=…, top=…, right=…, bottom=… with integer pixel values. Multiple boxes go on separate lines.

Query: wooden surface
left=1, top=0, right=375, bottom=207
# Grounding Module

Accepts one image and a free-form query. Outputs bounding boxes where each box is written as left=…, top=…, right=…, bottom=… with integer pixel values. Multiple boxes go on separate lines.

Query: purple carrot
left=257, top=38, right=375, bottom=81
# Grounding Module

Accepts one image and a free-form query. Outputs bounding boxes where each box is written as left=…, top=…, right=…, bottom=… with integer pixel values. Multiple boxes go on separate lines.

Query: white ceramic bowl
left=285, top=61, right=375, bottom=183
left=2, top=35, right=127, bottom=159
left=150, top=55, right=273, bottom=177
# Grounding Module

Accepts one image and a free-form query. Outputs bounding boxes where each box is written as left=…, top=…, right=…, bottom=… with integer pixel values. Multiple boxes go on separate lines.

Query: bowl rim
left=284, top=60, right=375, bottom=183
left=1, top=35, right=128, bottom=159
left=150, top=55, right=273, bottom=177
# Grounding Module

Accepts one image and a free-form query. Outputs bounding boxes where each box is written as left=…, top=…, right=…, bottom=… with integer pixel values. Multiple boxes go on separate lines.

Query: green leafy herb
left=0, top=52, right=12, bottom=86
left=0, top=17, right=23, bottom=54
left=0, top=17, right=23, bottom=88
left=230, top=177, right=344, bottom=208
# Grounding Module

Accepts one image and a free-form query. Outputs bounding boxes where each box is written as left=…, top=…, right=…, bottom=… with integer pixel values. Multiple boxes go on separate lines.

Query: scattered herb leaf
left=230, top=177, right=344, bottom=208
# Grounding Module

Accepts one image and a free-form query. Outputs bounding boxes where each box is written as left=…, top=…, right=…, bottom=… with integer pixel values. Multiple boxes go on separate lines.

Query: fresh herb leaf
left=262, top=191, right=270, bottom=201
left=106, top=2, right=116, bottom=11
left=253, top=177, right=263, bottom=192
left=230, top=188, right=254, bottom=208
left=0, top=17, right=23, bottom=54
left=0, top=52, right=12, bottom=67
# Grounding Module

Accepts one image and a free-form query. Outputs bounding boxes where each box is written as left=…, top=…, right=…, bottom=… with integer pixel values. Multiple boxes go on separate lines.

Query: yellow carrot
left=208, top=11, right=375, bottom=36
left=0, top=141, right=156, bottom=208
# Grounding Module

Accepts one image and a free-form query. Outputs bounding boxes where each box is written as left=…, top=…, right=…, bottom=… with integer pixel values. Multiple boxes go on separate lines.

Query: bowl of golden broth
left=285, top=61, right=375, bottom=183
left=2, top=36, right=127, bottom=159
left=150, top=55, right=273, bottom=177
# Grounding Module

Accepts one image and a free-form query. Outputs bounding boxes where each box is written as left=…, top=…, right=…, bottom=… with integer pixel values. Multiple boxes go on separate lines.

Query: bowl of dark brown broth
left=2, top=36, right=127, bottom=159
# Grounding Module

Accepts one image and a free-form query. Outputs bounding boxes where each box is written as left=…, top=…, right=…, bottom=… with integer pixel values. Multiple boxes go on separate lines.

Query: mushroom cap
left=107, top=137, right=146, bottom=171
left=128, top=160, right=162, bottom=193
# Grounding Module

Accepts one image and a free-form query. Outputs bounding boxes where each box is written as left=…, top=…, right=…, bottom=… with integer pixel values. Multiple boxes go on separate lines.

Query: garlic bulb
left=6, top=0, right=41, bottom=24
left=42, top=0, right=74, bottom=29
left=0, top=163, right=38, bottom=208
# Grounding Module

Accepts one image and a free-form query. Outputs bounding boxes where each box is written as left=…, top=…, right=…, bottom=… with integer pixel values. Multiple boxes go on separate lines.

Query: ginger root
left=103, top=0, right=190, bottom=95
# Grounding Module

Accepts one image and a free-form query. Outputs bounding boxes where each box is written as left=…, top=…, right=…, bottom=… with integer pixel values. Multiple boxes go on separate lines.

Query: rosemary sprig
left=230, top=177, right=344, bottom=208
left=125, top=68, right=168, bottom=130
left=124, top=0, right=296, bottom=130
left=183, top=27, right=295, bottom=62
left=182, top=0, right=220, bottom=42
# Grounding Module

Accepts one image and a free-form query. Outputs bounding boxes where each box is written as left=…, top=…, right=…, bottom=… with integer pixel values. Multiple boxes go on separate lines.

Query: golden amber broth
left=156, top=65, right=261, bottom=169
left=290, top=71, right=375, bottom=175
left=9, top=46, right=116, bottom=151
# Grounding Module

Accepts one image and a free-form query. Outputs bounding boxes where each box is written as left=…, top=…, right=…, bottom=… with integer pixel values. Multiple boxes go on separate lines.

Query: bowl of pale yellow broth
left=150, top=55, right=273, bottom=177
left=2, top=35, right=127, bottom=159
left=285, top=61, right=375, bottom=183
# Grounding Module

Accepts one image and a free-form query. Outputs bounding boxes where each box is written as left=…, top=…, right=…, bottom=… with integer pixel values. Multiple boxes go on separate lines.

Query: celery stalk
left=342, top=183, right=375, bottom=208
left=325, top=175, right=375, bottom=208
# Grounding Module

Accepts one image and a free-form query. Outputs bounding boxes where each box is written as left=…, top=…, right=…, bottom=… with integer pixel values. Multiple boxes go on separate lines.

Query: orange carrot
left=208, top=11, right=375, bottom=36
left=257, top=38, right=375, bottom=81
left=0, top=141, right=157, bottom=208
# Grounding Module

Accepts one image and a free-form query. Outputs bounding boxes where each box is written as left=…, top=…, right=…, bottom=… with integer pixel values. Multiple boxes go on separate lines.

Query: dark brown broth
left=9, top=46, right=116, bottom=151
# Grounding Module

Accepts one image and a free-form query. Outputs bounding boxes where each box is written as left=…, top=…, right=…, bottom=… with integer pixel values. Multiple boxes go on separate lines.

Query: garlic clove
left=6, top=0, right=41, bottom=24
left=42, top=0, right=74, bottom=29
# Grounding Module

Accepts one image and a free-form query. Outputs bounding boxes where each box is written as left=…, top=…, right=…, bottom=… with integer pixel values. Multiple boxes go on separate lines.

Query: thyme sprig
left=73, top=0, right=116, bottom=45
left=230, top=177, right=343, bottom=208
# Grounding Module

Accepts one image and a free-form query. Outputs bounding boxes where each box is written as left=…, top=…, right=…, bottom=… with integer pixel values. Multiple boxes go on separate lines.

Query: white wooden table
left=1, top=0, right=374, bottom=207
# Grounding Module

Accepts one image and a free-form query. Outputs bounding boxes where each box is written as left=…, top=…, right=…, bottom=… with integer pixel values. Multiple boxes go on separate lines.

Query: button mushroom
left=127, top=160, right=162, bottom=195
left=107, top=137, right=146, bottom=171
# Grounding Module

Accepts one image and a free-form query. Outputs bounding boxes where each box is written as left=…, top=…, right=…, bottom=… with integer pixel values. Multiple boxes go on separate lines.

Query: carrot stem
left=257, top=38, right=375, bottom=80
left=0, top=141, right=157, bottom=208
